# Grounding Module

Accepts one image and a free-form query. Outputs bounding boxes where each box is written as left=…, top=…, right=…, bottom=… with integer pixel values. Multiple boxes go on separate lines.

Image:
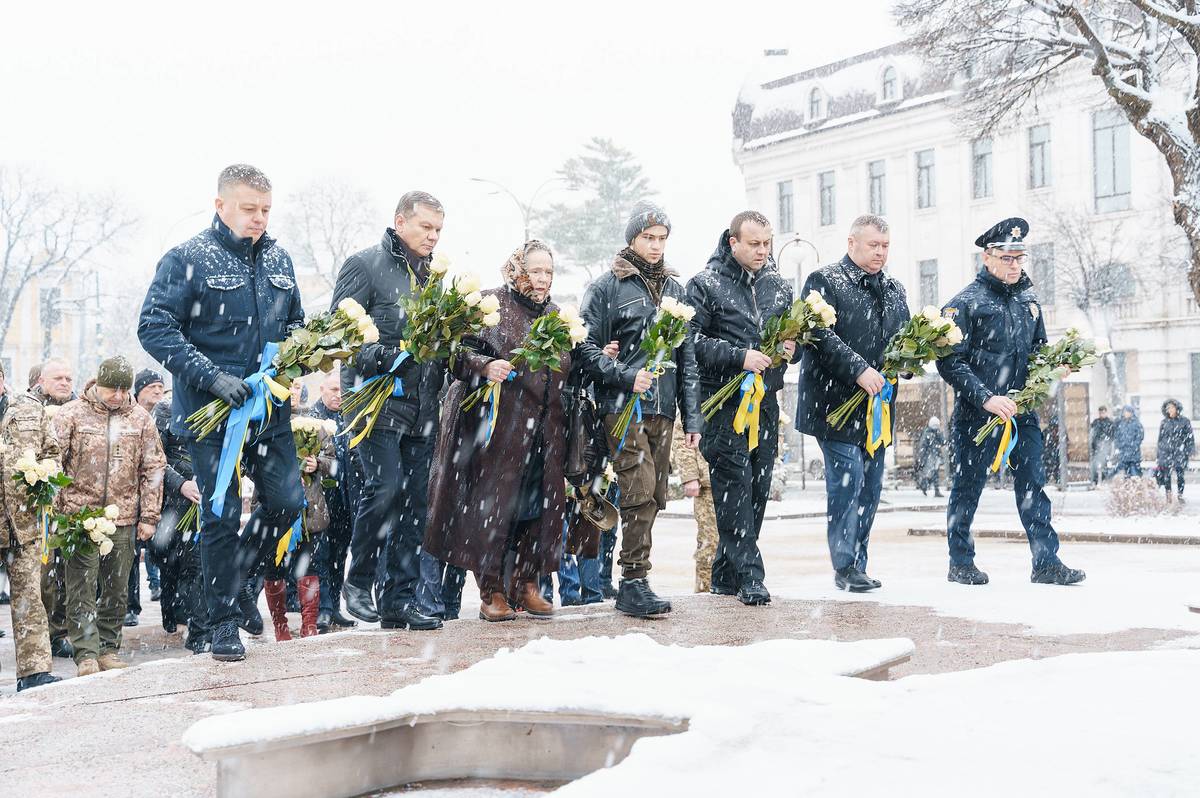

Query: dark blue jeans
left=189, top=431, right=306, bottom=628
left=346, top=428, right=434, bottom=619
left=316, top=495, right=355, bottom=615
left=540, top=520, right=604, bottom=605
left=416, top=553, right=466, bottom=618
left=818, top=438, right=885, bottom=572
left=947, top=420, right=1061, bottom=569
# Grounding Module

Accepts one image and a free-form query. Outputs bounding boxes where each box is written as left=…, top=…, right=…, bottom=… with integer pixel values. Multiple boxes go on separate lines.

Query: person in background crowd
left=125, top=369, right=166, bottom=628
left=1156, top=399, right=1194, bottom=503
left=1114, top=404, right=1144, bottom=478
left=53, top=357, right=166, bottom=676
left=671, top=418, right=717, bottom=593
left=1042, top=415, right=1062, bottom=486
left=33, top=357, right=76, bottom=660
left=1089, top=405, right=1116, bottom=485
left=915, top=416, right=945, bottom=498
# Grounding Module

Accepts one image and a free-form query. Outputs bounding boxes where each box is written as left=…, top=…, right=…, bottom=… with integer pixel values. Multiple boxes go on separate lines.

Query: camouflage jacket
left=671, top=418, right=710, bottom=488
left=0, top=393, right=63, bottom=548
left=53, top=383, right=166, bottom=526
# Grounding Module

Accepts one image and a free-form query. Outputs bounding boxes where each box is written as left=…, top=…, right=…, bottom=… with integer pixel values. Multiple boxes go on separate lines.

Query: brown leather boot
left=298, top=575, right=320, bottom=638
left=517, top=580, right=554, bottom=618
left=263, top=579, right=292, bottom=641
left=479, top=592, right=517, bottom=622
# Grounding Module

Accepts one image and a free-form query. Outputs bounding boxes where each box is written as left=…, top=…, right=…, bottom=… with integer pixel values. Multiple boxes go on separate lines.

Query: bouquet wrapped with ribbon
left=973, top=327, right=1099, bottom=472
left=460, top=303, right=589, bottom=443
left=699, top=291, right=836, bottom=449
left=827, top=305, right=962, bottom=456
left=48, top=504, right=120, bottom=561
left=9, top=449, right=73, bottom=564
left=341, top=266, right=501, bottom=447
left=186, top=297, right=377, bottom=441
left=609, top=296, right=696, bottom=448
left=270, top=416, right=337, bottom=565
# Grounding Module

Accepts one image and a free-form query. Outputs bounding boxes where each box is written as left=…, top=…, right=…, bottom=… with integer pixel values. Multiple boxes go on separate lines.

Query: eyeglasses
left=993, top=254, right=1027, bottom=266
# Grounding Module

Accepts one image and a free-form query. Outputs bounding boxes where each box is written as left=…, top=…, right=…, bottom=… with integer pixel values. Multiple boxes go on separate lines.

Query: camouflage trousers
left=4, top=542, right=53, bottom=678
left=65, top=525, right=135, bottom=663
left=692, top=487, right=717, bottom=593
left=40, top=549, right=67, bottom=642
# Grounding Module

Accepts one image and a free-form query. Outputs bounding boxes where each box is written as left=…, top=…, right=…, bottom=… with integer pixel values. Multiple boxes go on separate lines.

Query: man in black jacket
left=329, top=191, right=446, bottom=631
left=797, top=215, right=909, bottom=592
left=310, top=371, right=361, bottom=630
left=579, top=201, right=702, bottom=617
left=139, top=164, right=307, bottom=662
left=687, top=211, right=794, bottom=606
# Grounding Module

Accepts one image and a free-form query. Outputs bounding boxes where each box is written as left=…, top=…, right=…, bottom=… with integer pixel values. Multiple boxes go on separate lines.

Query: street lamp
left=775, top=235, right=821, bottom=490
left=469, top=176, right=566, bottom=240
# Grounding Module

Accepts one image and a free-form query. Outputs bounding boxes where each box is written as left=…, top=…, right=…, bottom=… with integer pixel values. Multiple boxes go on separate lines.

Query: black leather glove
left=209, top=372, right=251, bottom=408
left=375, top=346, right=408, bottom=374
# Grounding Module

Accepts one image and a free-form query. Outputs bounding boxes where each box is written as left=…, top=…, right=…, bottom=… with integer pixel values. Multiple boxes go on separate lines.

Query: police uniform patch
left=944, top=307, right=958, bottom=318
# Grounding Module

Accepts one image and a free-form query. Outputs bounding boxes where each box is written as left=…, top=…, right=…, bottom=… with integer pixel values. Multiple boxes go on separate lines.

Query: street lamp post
left=469, top=176, right=565, bottom=240
left=776, top=235, right=821, bottom=490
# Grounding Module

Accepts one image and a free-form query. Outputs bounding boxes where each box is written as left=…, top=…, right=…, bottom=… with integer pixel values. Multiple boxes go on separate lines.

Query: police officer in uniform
left=937, top=218, right=1085, bottom=586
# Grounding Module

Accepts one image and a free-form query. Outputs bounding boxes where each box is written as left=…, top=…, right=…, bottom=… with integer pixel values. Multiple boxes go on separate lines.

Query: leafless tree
left=278, top=179, right=377, bottom=290
left=895, top=0, right=1200, bottom=304
left=0, top=166, right=136, bottom=356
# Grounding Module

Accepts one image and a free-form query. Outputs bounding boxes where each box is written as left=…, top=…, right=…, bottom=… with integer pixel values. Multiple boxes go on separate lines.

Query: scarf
left=620, top=247, right=667, bottom=301
left=501, top=240, right=553, bottom=303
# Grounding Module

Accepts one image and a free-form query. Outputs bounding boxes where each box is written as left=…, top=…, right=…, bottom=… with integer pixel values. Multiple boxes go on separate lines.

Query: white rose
left=820, top=306, right=837, bottom=326
left=680, top=304, right=696, bottom=322
left=362, top=324, right=380, bottom=344
left=946, top=325, right=964, bottom=345
left=337, top=298, right=365, bottom=320
left=88, top=528, right=105, bottom=543
left=356, top=316, right=375, bottom=335
left=569, top=324, right=589, bottom=345
left=98, top=538, right=114, bottom=557
left=921, top=305, right=942, bottom=322
left=482, top=312, right=501, bottom=328
left=934, top=336, right=949, bottom=348
left=454, top=272, right=481, bottom=295
left=660, top=296, right=679, bottom=314
left=429, top=255, right=450, bottom=277
left=105, top=504, right=120, bottom=520
left=322, top=419, right=338, bottom=436
left=83, top=517, right=97, bottom=531
left=463, top=291, right=483, bottom=308
left=558, top=304, right=581, bottom=325
left=478, top=294, right=501, bottom=315
left=805, top=290, right=825, bottom=306
left=39, top=459, right=59, bottom=476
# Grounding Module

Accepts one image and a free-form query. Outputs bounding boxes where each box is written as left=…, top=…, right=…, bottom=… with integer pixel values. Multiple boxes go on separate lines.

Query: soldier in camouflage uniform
left=0, top=361, right=63, bottom=691
left=671, top=419, right=717, bottom=593
left=32, top=357, right=76, bottom=658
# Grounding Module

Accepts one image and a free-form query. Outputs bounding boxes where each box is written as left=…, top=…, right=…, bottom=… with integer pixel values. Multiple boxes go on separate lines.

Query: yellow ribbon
left=864, top=378, right=896, bottom=458
left=480, top=380, right=502, bottom=444
left=989, top=418, right=1018, bottom=473
left=733, top=373, right=766, bottom=451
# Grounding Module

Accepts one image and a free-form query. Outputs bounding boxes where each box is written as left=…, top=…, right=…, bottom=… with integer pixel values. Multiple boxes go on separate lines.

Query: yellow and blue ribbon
left=208, top=341, right=291, bottom=518
left=344, top=351, right=409, bottom=448
left=39, top=508, right=52, bottom=565
left=480, top=370, right=516, bottom=444
left=274, top=498, right=308, bottom=566
left=732, top=371, right=766, bottom=451
left=864, top=378, right=896, bottom=458
left=990, top=418, right=1019, bottom=473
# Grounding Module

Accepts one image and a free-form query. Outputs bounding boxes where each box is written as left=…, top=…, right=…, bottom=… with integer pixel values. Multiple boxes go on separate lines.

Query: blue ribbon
left=483, top=370, right=517, bottom=445
left=209, top=342, right=287, bottom=517
left=617, top=396, right=643, bottom=452
left=870, top=379, right=895, bottom=445
left=739, top=371, right=757, bottom=413
left=1000, top=420, right=1019, bottom=471
left=348, top=351, right=409, bottom=400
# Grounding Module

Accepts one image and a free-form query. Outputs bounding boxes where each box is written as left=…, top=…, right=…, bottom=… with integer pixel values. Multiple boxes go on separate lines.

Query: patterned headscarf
left=501, top=239, right=555, bottom=302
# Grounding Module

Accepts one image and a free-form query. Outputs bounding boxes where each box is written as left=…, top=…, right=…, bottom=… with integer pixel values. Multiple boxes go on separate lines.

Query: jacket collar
left=212, top=213, right=273, bottom=262
left=383, top=229, right=430, bottom=278
left=82, top=382, right=133, bottom=416
left=838, top=254, right=894, bottom=291
left=706, top=229, right=777, bottom=286
left=976, top=267, right=1033, bottom=298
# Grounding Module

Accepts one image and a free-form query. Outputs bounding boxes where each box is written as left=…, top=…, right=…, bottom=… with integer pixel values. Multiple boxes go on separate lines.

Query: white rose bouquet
left=48, top=504, right=120, bottom=561
left=10, top=449, right=72, bottom=563
left=609, top=296, right=696, bottom=447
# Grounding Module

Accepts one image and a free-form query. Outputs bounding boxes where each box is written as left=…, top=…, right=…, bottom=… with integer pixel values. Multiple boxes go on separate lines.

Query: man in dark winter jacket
left=915, top=417, right=945, bottom=497
left=1089, top=406, right=1116, bottom=485
left=579, top=201, right=702, bottom=618
left=138, top=164, right=307, bottom=662
left=1114, top=405, right=1144, bottom=477
left=687, top=211, right=794, bottom=606
left=937, top=217, right=1084, bottom=586
left=1157, top=399, right=1194, bottom=501
left=797, top=215, right=909, bottom=592
left=328, top=191, right=446, bottom=631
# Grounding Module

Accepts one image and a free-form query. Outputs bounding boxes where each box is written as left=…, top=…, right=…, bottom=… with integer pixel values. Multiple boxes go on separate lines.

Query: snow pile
left=1105, top=475, right=1168, bottom=516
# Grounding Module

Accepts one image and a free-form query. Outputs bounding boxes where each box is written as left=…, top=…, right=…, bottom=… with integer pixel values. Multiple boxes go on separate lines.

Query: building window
left=971, top=138, right=993, bottom=200
left=1029, top=242, right=1055, bottom=304
left=881, top=67, right=898, bottom=102
left=777, top=180, right=794, bottom=234
left=1094, top=109, right=1131, bottom=212
left=916, top=149, right=935, bottom=209
left=918, top=259, right=939, bottom=309
left=868, top=160, right=886, bottom=216
left=1028, top=124, right=1051, bottom=189
left=809, top=88, right=824, bottom=120
left=818, top=171, right=836, bottom=227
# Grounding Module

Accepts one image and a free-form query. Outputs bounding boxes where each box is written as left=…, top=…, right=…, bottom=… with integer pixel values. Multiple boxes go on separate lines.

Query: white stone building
left=733, top=43, right=1200, bottom=461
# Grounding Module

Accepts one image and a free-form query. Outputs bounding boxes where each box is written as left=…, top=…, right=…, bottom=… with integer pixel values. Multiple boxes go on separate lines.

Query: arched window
left=809, top=88, right=823, bottom=119
left=881, top=66, right=898, bottom=101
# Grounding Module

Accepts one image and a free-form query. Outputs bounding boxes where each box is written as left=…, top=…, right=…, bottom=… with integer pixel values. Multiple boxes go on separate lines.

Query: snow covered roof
left=734, top=42, right=954, bottom=150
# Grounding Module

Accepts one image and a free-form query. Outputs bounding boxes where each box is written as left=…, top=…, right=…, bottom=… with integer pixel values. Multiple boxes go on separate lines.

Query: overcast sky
left=1, top=0, right=898, bottom=300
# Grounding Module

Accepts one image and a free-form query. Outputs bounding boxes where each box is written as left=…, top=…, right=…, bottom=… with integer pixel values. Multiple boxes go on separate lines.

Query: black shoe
left=123, top=611, right=139, bottom=627
left=947, top=563, right=990, bottom=585
left=920, top=487, right=928, bottom=496
left=330, top=608, right=358, bottom=628
left=737, top=580, right=771, bottom=606
left=380, top=604, right=443, bottom=630
left=316, top=610, right=332, bottom=633
left=162, top=613, right=178, bottom=634
left=934, top=489, right=944, bottom=498
left=834, top=567, right=877, bottom=592
left=185, top=631, right=211, bottom=655
left=342, top=583, right=380, bottom=623
left=615, top=578, right=672, bottom=618
left=1031, top=562, right=1086, bottom=585
left=441, top=606, right=462, bottom=620
left=237, top=581, right=263, bottom=636
left=600, top=583, right=618, bottom=600
left=0, top=591, right=9, bottom=605
left=16, top=672, right=61, bottom=692
left=150, top=587, right=162, bottom=602
left=709, top=584, right=738, bottom=596
left=51, top=637, right=75, bottom=659
left=210, top=621, right=246, bottom=661
left=859, top=569, right=883, bottom=589
left=560, top=596, right=583, bottom=607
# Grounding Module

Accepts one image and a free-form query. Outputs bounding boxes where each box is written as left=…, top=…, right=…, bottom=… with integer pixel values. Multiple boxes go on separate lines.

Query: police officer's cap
left=974, top=217, right=1029, bottom=251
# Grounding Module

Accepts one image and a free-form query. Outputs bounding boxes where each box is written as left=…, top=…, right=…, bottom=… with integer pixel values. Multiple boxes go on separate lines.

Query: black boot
left=237, top=580, right=263, bottom=636
left=123, top=611, right=139, bottom=627
left=1031, top=562, right=1086, bottom=585
left=834, top=567, right=877, bottom=592
left=601, top=583, right=618, bottom=600
left=342, top=583, right=379, bottom=623
left=615, top=578, right=672, bottom=618
left=210, top=620, right=246, bottom=662
left=736, top=580, right=771, bottom=606
left=330, top=607, right=358, bottom=628
left=380, top=603, right=443, bottom=630
left=16, top=672, right=61, bottom=691
left=50, top=636, right=75, bottom=659
left=184, top=630, right=211, bottom=655
left=316, top=610, right=332, bottom=633
left=947, top=563, right=990, bottom=585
